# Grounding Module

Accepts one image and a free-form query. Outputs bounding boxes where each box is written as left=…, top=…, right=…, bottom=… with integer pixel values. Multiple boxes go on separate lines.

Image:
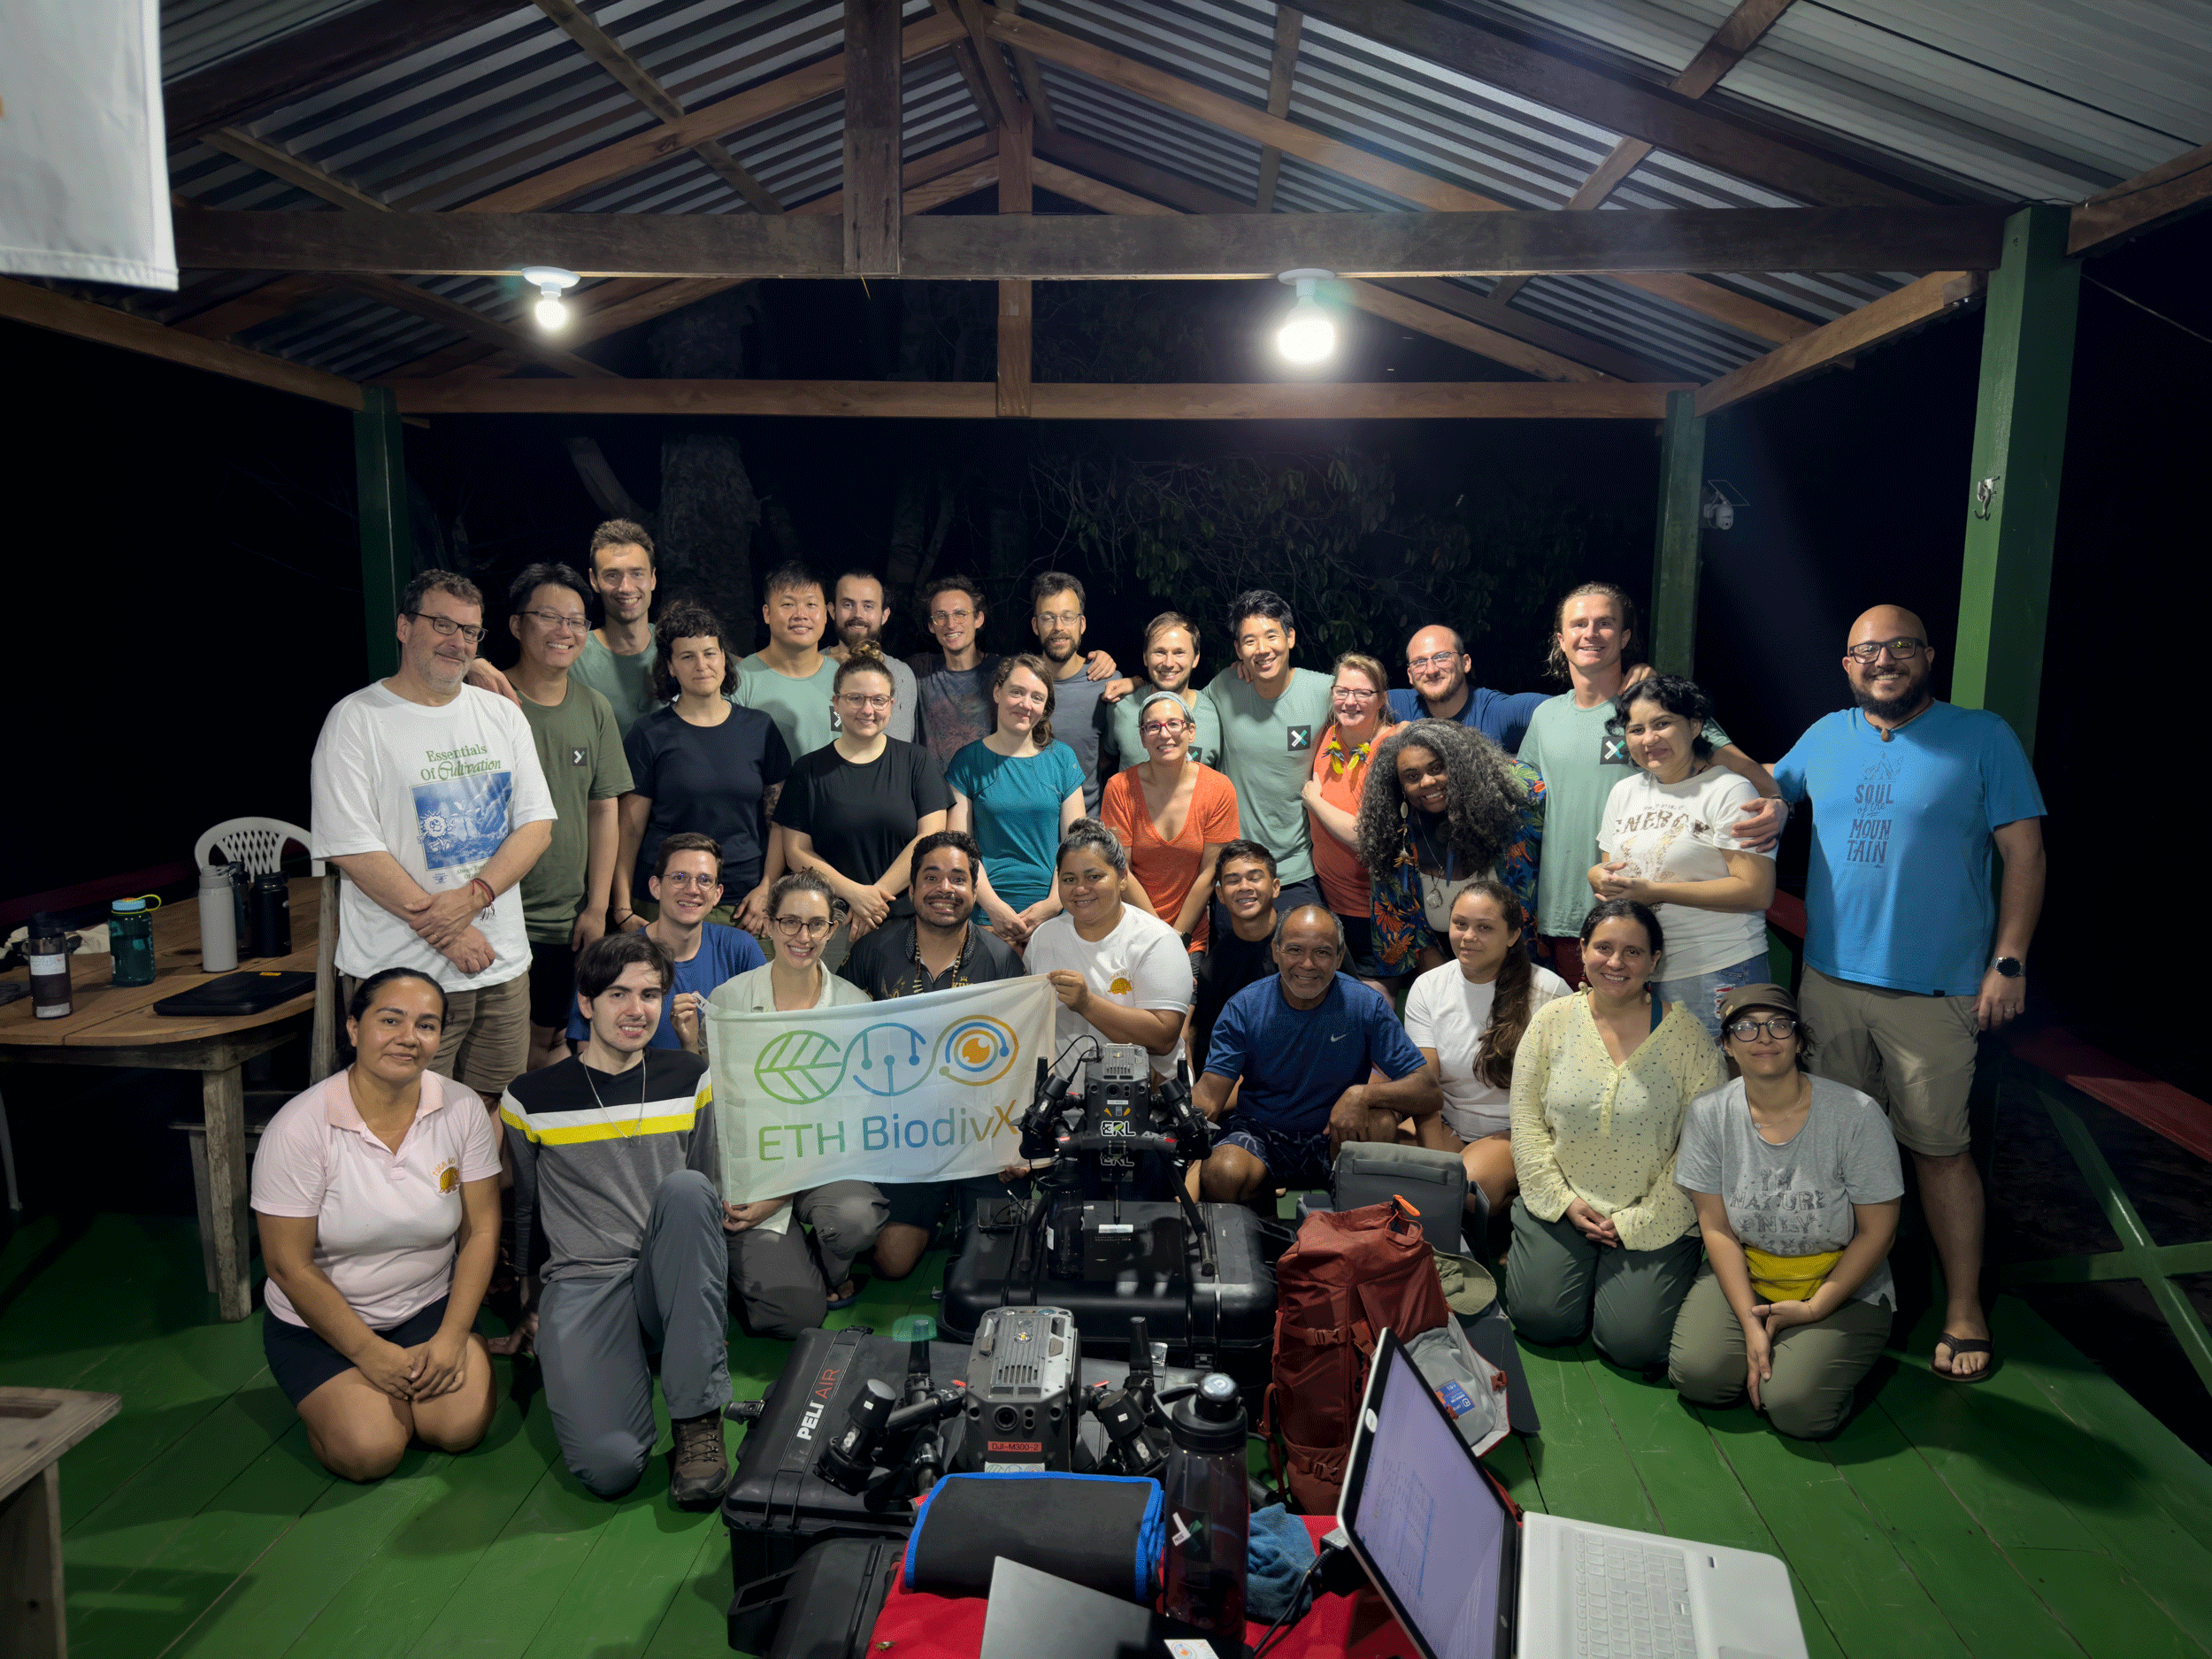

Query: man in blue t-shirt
left=1770, top=603, right=2046, bottom=1384
left=1386, top=623, right=1548, bottom=753
left=566, top=833, right=763, bottom=1056
left=1191, top=905, right=1438, bottom=1201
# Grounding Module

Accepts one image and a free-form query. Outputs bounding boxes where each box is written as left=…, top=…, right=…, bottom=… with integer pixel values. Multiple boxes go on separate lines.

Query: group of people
left=261, top=516, right=2044, bottom=1506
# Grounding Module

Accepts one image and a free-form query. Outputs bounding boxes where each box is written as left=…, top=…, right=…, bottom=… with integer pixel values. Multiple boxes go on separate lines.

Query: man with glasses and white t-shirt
left=312, top=572, right=557, bottom=1112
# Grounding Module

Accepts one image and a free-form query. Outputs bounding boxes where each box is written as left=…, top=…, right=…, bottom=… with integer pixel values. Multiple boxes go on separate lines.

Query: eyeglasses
left=839, top=693, right=893, bottom=710
left=1407, top=650, right=1461, bottom=672
left=659, top=872, right=721, bottom=889
left=1332, top=687, right=1379, bottom=703
left=408, top=611, right=488, bottom=645
left=774, top=915, right=833, bottom=939
left=1844, top=637, right=1925, bottom=663
left=1140, top=719, right=1190, bottom=736
left=1036, top=611, right=1082, bottom=628
left=518, top=608, right=588, bottom=632
left=1725, top=1016, right=1798, bottom=1041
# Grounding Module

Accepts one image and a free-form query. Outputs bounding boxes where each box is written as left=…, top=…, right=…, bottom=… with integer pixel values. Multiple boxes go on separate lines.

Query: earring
left=1399, top=800, right=1408, bottom=823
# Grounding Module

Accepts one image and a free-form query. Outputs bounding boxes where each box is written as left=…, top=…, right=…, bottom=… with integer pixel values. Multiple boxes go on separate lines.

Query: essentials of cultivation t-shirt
left=1676, top=1075, right=1906, bottom=1308
left=1403, top=962, right=1571, bottom=1140
left=1204, top=666, right=1338, bottom=886
left=1044, top=666, right=1112, bottom=813
left=621, top=703, right=790, bottom=893
left=1770, top=702, right=2045, bottom=996
left=311, top=682, right=557, bottom=992
left=735, top=652, right=841, bottom=760
left=1597, top=764, right=1771, bottom=979
left=1106, top=686, right=1220, bottom=772
left=516, top=678, right=634, bottom=943
left=1203, top=973, right=1426, bottom=1134
left=571, top=632, right=660, bottom=735
left=1024, top=906, right=1195, bottom=1082
left=1386, top=685, right=1549, bottom=752
left=565, top=922, right=764, bottom=1049
left=774, top=738, right=952, bottom=918
left=1517, top=692, right=1729, bottom=940
left=910, top=652, right=1000, bottom=767
left=944, top=741, right=1086, bottom=911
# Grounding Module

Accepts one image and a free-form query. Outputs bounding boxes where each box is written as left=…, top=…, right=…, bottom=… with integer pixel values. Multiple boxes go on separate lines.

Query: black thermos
left=230, top=864, right=259, bottom=958
left=253, top=872, right=292, bottom=957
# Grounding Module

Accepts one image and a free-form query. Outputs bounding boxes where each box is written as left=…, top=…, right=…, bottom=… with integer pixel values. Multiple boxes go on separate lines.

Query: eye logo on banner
left=939, top=1017, right=1018, bottom=1087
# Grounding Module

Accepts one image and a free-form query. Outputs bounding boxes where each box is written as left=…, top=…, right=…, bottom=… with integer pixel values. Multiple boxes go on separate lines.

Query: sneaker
left=668, top=1411, right=733, bottom=1509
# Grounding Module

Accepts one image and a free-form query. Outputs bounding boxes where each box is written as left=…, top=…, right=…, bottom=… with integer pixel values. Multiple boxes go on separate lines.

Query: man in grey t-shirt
left=1030, top=570, right=1112, bottom=811
left=826, top=567, right=918, bottom=742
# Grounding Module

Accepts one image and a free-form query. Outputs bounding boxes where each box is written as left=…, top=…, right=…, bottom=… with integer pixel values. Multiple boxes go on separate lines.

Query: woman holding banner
left=706, top=871, right=886, bottom=1330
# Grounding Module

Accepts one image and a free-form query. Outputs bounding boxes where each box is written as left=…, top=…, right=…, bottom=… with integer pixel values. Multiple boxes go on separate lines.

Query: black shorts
left=263, top=1294, right=456, bottom=1406
left=1215, top=1110, right=1334, bottom=1189
left=880, top=1173, right=1032, bottom=1236
left=527, top=941, right=577, bottom=1030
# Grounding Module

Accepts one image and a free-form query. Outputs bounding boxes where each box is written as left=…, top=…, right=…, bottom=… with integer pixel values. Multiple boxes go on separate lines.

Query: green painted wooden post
left=354, top=384, right=412, bottom=680
left=1648, top=388, right=1706, bottom=678
left=1950, top=204, right=2080, bottom=752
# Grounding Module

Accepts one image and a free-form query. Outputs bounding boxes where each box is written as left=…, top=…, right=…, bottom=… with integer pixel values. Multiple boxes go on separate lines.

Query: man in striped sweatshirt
left=500, top=931, right=733, bottom=1507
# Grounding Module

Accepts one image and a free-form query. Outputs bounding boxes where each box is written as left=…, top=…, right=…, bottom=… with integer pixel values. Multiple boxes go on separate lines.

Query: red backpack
left=1261, top=1197, right=1451, bottom=1512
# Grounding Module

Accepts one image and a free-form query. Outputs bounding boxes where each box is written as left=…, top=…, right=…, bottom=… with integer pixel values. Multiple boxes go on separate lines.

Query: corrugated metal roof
left=84, top=1, right=2212, bottom=389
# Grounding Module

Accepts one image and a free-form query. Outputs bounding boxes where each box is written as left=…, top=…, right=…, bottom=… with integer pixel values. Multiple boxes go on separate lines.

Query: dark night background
left=3, top=205, right=2206, bottom=1438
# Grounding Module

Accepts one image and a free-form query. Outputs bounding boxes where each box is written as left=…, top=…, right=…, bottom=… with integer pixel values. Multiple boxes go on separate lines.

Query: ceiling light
left=1276, top=268, right=1336, bottom=364
left=522, top=265, right=579, bottom=329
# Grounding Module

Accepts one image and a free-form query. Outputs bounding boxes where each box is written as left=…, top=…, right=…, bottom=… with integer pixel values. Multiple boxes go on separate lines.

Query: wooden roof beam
left=2070, top=141, right=2212, bottom=255
left=1695, top=268, right=1984, bottom=415
left=1254, top=8, right=1305, bottom=214
left=996, top=2, right=1060, bottom=132
left=531, top=0, right=784, bottom=214
left=847, top=0, right=905, bottom=276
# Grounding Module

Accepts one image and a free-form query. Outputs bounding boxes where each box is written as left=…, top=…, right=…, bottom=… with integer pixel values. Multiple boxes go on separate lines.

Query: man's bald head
left=1843, top=603, right=1936, bottom=723
left=1272, top=903, right=1348, bottom=1006
left=1847, top=605, right=1930, bottom=650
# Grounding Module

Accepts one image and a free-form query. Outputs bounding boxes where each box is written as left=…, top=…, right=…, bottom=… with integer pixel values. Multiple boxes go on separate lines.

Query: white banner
left=707, top=976, right=1056, bottom=1202
left=0, top=1, right=177, bottom=289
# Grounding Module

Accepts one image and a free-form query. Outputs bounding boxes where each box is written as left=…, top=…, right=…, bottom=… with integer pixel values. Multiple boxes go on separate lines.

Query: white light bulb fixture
left=1275, top=268, right=1337, bottom=364
left=522, top=265, right=580, bottom=329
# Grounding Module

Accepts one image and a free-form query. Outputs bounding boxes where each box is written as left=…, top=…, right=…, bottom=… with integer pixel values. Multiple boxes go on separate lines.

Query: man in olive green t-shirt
left=1204, top=590, right=1335, bottom=904
left=508, top=563, right=634, bottom=1069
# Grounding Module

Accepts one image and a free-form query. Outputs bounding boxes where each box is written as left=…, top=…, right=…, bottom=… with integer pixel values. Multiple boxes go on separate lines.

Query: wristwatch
left=1993, top=956, right=2024, bottom=979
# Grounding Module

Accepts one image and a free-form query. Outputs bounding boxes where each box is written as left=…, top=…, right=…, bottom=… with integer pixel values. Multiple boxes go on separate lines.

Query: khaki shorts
left=1800, top=964, right=1979, bottom=1157
left=341, top=969, right=529, bottom=1107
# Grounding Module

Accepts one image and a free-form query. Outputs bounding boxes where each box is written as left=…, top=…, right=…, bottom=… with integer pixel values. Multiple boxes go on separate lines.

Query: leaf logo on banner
left=753, top=1029, right=847, bottom=1105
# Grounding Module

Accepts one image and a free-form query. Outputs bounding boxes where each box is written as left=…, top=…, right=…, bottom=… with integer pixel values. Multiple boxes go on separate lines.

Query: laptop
left=1338, top=1327, right=1807, bottom=1659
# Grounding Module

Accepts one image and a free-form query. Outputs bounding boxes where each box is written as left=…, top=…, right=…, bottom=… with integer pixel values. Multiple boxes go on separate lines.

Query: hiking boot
left=668, top=1411, right=732, bottom=1509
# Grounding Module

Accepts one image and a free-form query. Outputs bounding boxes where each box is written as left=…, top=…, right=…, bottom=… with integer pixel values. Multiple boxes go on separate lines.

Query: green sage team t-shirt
left=1517, top=691, right=1728, bottom=940
left=570, top=632, right=660, bottom=736
left=1203, top=666, right=1337, bottom=887
left=514, top=679, right=634, bottom=943
left=735, top=653, right=841, bottom=762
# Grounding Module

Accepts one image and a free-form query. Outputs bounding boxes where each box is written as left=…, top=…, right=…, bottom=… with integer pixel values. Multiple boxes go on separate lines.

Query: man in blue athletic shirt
left=1386, top=624, right=1548, bottom=753
left=1190, top=905, right=1438, bottom=1202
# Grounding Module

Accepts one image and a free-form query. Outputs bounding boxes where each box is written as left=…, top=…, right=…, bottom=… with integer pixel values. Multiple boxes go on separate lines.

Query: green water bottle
left=110, top=895, right=161, bottom=987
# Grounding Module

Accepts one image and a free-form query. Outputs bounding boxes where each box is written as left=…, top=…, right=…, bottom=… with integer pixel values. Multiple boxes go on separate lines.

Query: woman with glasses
left=774, top=643, right=951, bottom=972
left=616, top=601, right=789, bottom=938
left=1354, top=718, right=1545, bottom=979
left=707, top=870, right=887, bottom=1327
left=1300, top=652, right=1401, bottom=996
left=1589, top=674, right=1777, bottom=1039
left=1098, top=689, right=1241, bottom=950
left=946, top=655, right=1087, bottom=949
left=1669, top=984, right=1901, bottom=1439
left=1508, top=898, right=1724, bottom=1369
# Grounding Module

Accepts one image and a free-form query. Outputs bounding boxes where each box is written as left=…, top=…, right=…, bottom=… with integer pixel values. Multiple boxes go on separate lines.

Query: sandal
left=1933, top=1332, right=1995, bottom=1383
left=825, top=1277, right=865, bottom=1311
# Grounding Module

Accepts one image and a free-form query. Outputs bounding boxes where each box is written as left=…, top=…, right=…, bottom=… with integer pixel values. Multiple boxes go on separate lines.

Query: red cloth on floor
left=866, top=1514, right=1417, bottom=1658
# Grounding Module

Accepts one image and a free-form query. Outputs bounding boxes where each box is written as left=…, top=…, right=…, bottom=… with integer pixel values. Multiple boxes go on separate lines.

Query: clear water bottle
left=1161, top=1371, right=1249, bottom=1638
left=109, top=895, right=161, bottom=987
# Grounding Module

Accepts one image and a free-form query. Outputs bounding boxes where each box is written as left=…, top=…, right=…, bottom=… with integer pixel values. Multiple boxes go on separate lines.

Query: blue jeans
left=1655, top=951, right=1773, bottom=1043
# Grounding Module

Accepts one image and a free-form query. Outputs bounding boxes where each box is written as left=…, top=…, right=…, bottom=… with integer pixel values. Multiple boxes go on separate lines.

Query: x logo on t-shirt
left=1287, top=726, right=1312, bottom=751
left=569, top=746, right=588, bottom=767
left=1601, top=734, right=1630, bottom=764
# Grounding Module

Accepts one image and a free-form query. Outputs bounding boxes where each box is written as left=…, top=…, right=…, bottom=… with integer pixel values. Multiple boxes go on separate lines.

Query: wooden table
left=0, top=878, right=325, bottom=1320
left=0, top=1387, right=120, bottom=1658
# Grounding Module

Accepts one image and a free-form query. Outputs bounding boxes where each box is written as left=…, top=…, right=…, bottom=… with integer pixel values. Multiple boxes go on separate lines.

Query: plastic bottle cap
left=113, top=899, right=147, bottom=913
left=1169, top=1371, right=1247, bottom=1453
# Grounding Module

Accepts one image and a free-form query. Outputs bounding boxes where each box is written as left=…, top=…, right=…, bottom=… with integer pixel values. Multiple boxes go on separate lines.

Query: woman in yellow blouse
left=1507, top=897, right=1724, bottom=1367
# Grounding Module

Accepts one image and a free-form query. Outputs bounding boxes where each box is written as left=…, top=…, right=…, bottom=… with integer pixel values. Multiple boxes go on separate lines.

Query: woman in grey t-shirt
left=1667, top=983, right=1903, bottom=1440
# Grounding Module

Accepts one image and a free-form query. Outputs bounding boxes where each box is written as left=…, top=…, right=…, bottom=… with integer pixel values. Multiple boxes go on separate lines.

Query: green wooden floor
left=6, top=1213, right=2210, bottom=1659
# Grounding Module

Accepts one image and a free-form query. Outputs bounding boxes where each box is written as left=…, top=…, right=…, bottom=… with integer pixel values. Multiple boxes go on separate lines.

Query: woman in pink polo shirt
left=251, top=967, right=503, bottom=1479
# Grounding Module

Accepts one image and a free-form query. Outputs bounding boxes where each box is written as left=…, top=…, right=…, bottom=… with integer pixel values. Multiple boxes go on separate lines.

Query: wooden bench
left=1, top=1387, right=119, bottom=1658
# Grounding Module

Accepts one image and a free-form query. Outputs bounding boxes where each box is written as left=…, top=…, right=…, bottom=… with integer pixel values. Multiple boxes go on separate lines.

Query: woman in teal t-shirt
left=947, top=654, right=1086, bottom=949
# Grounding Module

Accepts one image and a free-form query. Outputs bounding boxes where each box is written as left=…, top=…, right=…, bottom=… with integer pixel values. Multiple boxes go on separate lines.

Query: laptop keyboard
left=1571, top=1533, right=1696, bottom=1658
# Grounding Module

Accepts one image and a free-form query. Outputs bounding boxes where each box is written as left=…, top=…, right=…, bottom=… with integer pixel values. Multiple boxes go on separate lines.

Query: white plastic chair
left=196, top=818, right=322, bottom=878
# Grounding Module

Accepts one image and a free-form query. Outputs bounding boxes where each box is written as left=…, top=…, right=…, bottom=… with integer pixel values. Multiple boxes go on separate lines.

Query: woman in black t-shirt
left=616, top=602, right=790, bottom=934
left=776, top=644, right=953, bottom=966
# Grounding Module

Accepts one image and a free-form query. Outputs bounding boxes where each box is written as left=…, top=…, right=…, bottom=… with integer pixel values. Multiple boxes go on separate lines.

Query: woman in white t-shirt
left=1589, top=675, right=1776, bottom=1040
left=1403, top=880, right=1570, bottom=1214
left=251, top=968, right=502, bottom=1481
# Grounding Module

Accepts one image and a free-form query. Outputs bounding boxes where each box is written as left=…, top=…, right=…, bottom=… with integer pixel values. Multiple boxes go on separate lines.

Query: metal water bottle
left=230, top=864, right=258, bottom=958
left=253, top=872, right=292, bottom=957
left=1161, top=1372, right=1250, bottom=1638
left=198, top=867, right=239, bottom=972
left=26, top=912, right=73, bottom=1019
left=108, top=895, right=161, bottom=987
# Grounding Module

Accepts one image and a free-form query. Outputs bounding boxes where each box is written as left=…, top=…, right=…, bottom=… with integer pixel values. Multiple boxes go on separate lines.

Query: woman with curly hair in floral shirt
left=1353, top=718, right=1544, bottom=978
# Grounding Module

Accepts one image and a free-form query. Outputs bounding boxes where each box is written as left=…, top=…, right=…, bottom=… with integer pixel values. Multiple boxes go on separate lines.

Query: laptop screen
left=1343, top=1337, right=1513, bottom=1659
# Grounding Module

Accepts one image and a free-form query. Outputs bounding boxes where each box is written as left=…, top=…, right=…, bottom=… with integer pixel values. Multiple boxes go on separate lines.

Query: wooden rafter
left=174, top=203, right=2008, bottom=281
left=0, top=277, right=362, bottom=409
left=531, top=0, right=784, bottom=214
left=198, top=128, right=395, bottom=212
left=1491, top=0, right=1795, bottom=305
left=982, top=11, right=1816, bottom=342
left=1695, top=269, right=1983, bottom=415
left=390, top=379, right=1690, bottom=419
left=2071, top=140, right=2212, bottom=255
left=955, top=0, right=1028, bottom=130
left=927, top=0, right=1006, bottom=127
left=331, top=273, right=623, bottom=378
left=1292, top=0, right=1929, bottom=207
left=996, top=1, right=1059, bottom=132
left=173, top=275, right=335, bottom=342
left=1000, top=106, right=1034, bottom=417
left=1254, top=7, right=1305, bottom=215
left=1363, top=277, right=1683, bottom=384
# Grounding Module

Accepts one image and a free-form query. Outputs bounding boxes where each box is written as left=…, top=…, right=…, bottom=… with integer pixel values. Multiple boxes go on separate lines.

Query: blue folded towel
left=1245, top=1502, right=1317, bottom=1623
